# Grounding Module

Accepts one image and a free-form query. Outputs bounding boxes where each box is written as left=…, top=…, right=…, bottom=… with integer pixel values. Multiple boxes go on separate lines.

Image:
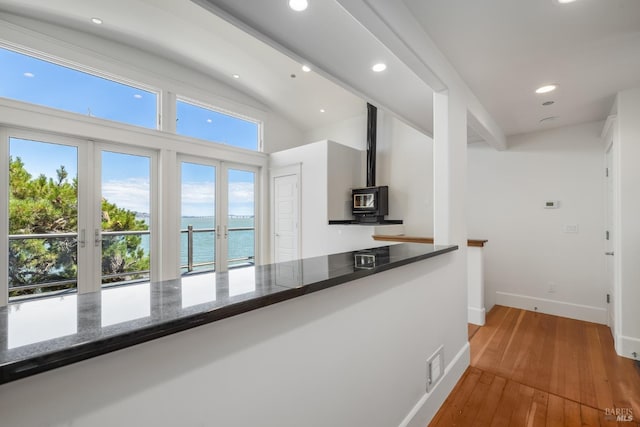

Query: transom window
left=176, top=99, right=260, bottom=151
left=0, top=46, right=158, bottom=129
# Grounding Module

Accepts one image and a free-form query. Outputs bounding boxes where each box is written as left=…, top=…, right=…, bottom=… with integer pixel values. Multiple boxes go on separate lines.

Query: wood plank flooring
left=431, top=306, right=640, bottom=426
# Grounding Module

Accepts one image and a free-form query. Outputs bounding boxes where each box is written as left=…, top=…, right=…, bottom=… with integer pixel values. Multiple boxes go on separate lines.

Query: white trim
left=468, top=307, right=485, bottom=326
left=398, top=342, right=470, bottom=427
left=0, top=98, right=268, bottom=167
left=5, top=128, right=94, bottom=295
left=495, top=291, right=608, bottom=324
left=159, top=149, right=179, bottom=281
left=94, top=142, right=159, bottom=290
left=222, top=162, right=261, bottom=269
left=0, top=128, right=8, bottom=307
left=601, top=114, right=618, bottom=139
left=618, top=335, right=640, bottom=360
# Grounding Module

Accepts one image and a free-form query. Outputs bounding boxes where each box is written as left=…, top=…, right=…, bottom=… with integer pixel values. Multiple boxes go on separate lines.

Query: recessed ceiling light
left=23, top=72, right=34, bottom=78
left=207, top=119, right=212, bottom=123
left=289, top=0, right=308, bottom=11
left=539, top=116, right=559, bottom=123
left=91, top=17, right=103, bottom=25
left=557, top=0, right=578, bottom=3
left=372, top=63, right=387, bottom=72
left=133, top=94, right=142, bottom=99
left=301, top=65, right=311, bottom=72
left=232, top=74, right=240, bottom=79
left=320, top=109, right=325, bottom=113
left=535, top=84, right=557, bottom=94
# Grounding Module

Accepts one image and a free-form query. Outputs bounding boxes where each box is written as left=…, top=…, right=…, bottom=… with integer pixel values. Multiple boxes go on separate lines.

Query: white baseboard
left=618, top=335, right=640, bottom=360
left=468, top=307, right=485, bottom=326
left=495, top=291, right=607, bottom=324
left=398, top=342, right=470, bottom=427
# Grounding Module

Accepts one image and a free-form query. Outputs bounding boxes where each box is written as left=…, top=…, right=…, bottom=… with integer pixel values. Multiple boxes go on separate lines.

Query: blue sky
left=4, top=47, right=256, bottom=216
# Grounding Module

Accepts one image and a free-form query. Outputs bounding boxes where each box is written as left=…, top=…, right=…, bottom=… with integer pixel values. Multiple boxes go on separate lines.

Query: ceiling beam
left=337, top=0, right=507, bottom=150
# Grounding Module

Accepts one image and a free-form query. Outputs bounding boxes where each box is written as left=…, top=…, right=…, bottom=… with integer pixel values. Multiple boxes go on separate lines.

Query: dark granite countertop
left=328, top=219, right=404, bottom=225
left=0, top=243, right=457, bottom=385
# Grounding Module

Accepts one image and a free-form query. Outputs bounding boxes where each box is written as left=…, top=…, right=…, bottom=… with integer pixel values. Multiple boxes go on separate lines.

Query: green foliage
left=9, top=157, right=150, bottom=297
left=101, top=198, right=149, bottom=284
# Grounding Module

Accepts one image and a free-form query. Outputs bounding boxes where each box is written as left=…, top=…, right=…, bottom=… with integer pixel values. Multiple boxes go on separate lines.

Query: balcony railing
left=8, top=226, right=255, bottom=296
left=180, top=225, right=255, bottom=272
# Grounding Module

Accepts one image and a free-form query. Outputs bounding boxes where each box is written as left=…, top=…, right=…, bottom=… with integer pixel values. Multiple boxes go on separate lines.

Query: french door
left=179, top=156, right=257, bottom=274
left=3, top=129, right=157, bottom=301
left=95, top=145, right=157, bottom=291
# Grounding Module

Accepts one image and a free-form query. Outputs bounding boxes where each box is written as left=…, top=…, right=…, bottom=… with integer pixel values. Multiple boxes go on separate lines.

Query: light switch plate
left=563, top=224, right=579, bottom=233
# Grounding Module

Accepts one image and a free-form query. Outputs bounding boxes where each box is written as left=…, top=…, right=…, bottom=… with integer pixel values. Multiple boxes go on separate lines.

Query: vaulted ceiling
left=1, top=0, right=639, bottom=144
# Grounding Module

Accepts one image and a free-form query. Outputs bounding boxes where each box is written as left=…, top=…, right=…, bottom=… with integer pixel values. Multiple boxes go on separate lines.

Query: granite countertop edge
left=0, top=244, right=458, bottom=385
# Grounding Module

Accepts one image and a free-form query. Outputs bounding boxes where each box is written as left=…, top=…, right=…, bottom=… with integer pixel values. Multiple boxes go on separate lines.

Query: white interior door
left=273, top=173, right=299, bottom=263
left=605, top=143, right=615, bottom=330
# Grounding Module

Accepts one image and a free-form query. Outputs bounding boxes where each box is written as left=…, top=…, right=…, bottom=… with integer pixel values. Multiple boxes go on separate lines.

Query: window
left=176, top=99, right=260, bottom=151
left=0, top=47, right=157, bottom=129
left=5, top=131, right=157, bottom=301
left=179, top=159, right=257, bottom=274
left=0, top=38, right=266, bottom=305
left=8, top=137, right=79, bottom=298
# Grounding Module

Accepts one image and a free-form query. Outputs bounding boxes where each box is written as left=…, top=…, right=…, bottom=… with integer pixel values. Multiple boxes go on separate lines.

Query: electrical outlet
left=548, top=282, right=556, bottom=293
left=426, top=345, right=444, bottom=393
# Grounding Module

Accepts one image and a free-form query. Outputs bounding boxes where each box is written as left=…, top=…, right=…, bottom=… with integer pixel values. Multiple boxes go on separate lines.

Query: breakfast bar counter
left=0, top=243, right=457, bottom=385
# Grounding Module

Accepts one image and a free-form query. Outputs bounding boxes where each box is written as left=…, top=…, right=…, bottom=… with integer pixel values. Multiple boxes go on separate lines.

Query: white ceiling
left=0, top=0, right=368, bottom=133
left=2, top=0, right=632, bottom=143
left=403, top=0, right=640, bottom=136
left=193, top=0, right=435, bottom=136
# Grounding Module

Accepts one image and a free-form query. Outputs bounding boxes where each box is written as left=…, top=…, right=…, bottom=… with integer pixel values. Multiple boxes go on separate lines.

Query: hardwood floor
left=468, top=323, right=481, bottom=340
left=431, top=306, right=640, bottom=426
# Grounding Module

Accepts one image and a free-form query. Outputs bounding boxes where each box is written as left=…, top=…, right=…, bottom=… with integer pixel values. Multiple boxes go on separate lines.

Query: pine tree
left=9, top=157, right=150, bottom=297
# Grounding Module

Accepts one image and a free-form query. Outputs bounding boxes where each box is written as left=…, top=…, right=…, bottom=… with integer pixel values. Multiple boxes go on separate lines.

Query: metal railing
left=180, top=226, right=255, bottom=272
left=8, top=230, right=152, bottom=294
left=8, top=226, right=256, bottom=294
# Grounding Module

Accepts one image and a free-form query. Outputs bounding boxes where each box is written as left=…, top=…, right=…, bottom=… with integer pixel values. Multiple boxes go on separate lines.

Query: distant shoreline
left=135, top=214, right=254, bottom=219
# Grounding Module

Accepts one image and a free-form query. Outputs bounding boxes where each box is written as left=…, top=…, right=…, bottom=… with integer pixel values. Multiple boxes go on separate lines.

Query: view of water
left=179, top=216, right=254, bottom=272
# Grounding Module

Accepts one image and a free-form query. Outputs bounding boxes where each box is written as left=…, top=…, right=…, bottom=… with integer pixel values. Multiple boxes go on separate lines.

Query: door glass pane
left=8, top=138, right=78, bottom=299
left=228, top=169, right=255, bottom=269
left=101, top=151, right=150, bottom=286
left=181, top=162, right=216, bottom=274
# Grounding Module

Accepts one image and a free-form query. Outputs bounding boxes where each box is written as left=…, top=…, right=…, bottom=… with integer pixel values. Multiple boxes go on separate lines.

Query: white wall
left=615, top=87, right=640, bottom=359
left=302, top=114, right=367, bottom=151
left=301, top=112, right=435, bottom=237
left=327, top=142, right=364, bottom=220
left=270, top=140, right=389, bottom=258
left=467, top=121, right=607, bottom=323
left=379, top=113, right=434, bottom=236
left=263, top=112, right=304, bottom=154
left=0, top=255, right=468, bottom=427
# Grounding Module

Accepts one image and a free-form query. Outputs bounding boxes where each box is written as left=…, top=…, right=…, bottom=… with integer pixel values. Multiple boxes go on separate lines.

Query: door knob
left=605, top=251, right=614, bottom=256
